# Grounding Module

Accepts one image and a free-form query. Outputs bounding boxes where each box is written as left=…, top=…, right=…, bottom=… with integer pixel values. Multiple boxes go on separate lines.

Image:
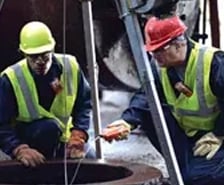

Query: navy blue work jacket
left=0, top=54, right=92, bottom=154
left=122, top=39, right=224, bottom=137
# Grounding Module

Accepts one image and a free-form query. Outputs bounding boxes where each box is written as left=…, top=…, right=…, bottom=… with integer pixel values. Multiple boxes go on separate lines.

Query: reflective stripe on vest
left=11, top=63, right=39, bottom=119
left=2, top=54, right=79, bottom=142
left=161, top=44, right=219, bottom=136
left=170, top=47, right=218, bottom=117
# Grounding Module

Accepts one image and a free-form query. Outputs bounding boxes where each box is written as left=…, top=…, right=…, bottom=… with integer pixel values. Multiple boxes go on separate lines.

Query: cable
left=69, top=136, right=101, bottom=185
left=62, top=0, right=68, bottom=185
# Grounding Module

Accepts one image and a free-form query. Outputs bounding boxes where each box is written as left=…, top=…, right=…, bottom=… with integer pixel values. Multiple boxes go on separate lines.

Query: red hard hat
left=144, top=16, right=187, bottom=52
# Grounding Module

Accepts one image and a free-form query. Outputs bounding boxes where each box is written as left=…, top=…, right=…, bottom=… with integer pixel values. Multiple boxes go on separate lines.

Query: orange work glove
left=67, top=130, right=87, bottom=159
left=13, top=144, right=45, bottom=167
left=100, top=119, right=131, bottom=142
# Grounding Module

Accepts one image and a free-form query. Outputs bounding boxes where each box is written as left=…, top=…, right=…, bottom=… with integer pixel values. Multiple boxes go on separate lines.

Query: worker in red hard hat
left=144, top=16, right=187, bottom=52
left=0, top=21, right=96, bottom=167
left=144, top=15, right=187, bottom=68
left=102, top=15, right=224, bottom=185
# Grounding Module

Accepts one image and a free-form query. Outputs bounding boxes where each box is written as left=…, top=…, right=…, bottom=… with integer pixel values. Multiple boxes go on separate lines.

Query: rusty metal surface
left=0, top=159, right=162, bottom=185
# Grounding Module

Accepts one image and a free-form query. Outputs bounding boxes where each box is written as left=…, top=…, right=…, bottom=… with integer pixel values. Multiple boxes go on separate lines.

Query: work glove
left=67, top=130, right=87, bottom=159
left=13, top=144, right=45, bottom=167
left=100, top=119, right=131, bottom=142
left=193, top=132, right=224, bottom=160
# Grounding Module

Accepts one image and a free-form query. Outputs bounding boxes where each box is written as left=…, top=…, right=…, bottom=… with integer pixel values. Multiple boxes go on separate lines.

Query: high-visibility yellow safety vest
left=2, top=54, right=79, bottom=142
left=161, top=43, right=220, bottom=137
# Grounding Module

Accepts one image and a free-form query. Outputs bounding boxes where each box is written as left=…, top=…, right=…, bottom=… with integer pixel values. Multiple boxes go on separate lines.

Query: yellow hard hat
left=19, top=21, right=55, bottom=54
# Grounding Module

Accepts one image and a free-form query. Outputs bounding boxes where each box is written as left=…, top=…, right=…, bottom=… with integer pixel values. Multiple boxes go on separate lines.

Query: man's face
left=26, top=51, right=53, bottom=75
left=151, top=41, right=185, bottom=68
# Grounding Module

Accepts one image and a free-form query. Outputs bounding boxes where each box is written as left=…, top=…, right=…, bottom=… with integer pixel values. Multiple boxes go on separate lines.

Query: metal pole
left=208, top=0, right=220, bottom=48
left=81, top=0, right=103, bottom=158
left=114, top=0, right=184, bottom=184
left=202, top=0, right=207, bottom=44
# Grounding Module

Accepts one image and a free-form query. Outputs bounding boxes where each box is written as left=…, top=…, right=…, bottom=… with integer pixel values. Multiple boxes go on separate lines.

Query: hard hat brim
left=144, top=38, right=171, bottom=52
left=19, top=41, right=55, bottom=55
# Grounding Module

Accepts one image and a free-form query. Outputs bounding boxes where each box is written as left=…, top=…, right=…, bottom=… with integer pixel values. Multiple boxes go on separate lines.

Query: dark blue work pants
left=146, top=106, right=224, bottom=185
left=16, top=119, right=96, bottom=159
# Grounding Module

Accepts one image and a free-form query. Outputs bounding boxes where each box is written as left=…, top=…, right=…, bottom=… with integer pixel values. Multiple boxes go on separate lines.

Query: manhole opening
left=0, top=162, right=133, bottom=184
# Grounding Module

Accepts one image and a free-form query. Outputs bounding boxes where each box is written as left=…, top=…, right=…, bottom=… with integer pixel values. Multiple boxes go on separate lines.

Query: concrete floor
left=88, top=91, right=168, bottom=178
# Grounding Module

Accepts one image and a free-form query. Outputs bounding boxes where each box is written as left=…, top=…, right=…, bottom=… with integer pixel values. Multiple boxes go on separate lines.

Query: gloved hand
left=193, top=132, right=224, bottom=160
left=67, top=130, right=87, bottom=159
left=13, top=144, right=45, bottom=167
left=100, top=119, right=131, bottom=142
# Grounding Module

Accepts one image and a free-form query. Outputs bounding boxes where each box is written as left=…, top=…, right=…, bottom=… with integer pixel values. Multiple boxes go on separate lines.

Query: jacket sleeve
left=121, top=57, right=166, bottom=129
left=71, top=69, right=91, bottom=134
left=0, top=75, right=23, bottom=156
left=210, top=50, right=224, bottom=136
left=121, top=88, right=151, bottom=128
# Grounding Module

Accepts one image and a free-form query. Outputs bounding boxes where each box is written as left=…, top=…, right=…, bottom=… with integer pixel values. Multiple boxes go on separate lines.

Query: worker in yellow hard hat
left=0, top=21, right=95, bottom=167
left=101, top=15, right=224, bottom=185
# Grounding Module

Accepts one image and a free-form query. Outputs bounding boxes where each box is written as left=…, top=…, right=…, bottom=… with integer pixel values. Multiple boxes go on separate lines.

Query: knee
left=185, top=168, right=223, bottom=185
left=29, top=119, right=61, bottom=140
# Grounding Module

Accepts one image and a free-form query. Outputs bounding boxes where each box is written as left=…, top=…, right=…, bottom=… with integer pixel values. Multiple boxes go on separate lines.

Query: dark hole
left=0, top=161, right=133, bottom=185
